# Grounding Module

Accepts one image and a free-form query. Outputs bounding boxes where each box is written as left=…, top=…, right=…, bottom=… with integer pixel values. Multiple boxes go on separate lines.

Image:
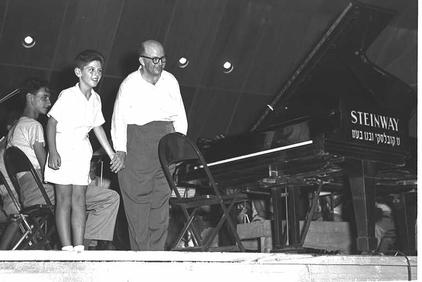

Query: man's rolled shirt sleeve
left=172, top=84, right=188, bottom=135
left=111, top=85, right=128, bottom=153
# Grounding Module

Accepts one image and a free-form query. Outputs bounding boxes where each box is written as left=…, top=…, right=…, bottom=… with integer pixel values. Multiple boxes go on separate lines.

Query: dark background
left=0, top=0, right=416, bottom=141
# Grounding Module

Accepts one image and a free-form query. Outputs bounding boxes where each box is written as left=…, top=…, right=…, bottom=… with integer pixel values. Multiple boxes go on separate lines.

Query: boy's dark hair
left=21, top=78, right=50, bottom=96
left=16, top=78, right=50, bottom=110
left=74, top=49, right=105, bottom=69
left=0, top=78, right=49, bottom=138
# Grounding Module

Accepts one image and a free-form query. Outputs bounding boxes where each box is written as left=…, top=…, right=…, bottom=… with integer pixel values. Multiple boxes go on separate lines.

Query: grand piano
left=177, top=1, right=416, bottom=254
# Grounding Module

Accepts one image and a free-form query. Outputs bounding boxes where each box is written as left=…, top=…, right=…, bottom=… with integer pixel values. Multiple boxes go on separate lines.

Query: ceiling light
left=178, top=57, right=189, bottom=68
left=222, top=61, right=234, bottom=73
left=22, top=35, right=36, bottom=48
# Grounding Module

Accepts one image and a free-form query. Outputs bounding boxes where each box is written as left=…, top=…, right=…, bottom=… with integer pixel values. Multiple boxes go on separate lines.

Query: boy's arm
left=33, top=141, right=47, bottom=176
left=46, top=117, right=60, bottom=169
left=93, top=126, right=124, bottom=173
left=93, top=126, right=114, bottom=158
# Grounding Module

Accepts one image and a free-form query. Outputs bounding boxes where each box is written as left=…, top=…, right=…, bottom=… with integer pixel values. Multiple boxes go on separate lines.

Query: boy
left=6, top=78, right=120, bottom=250
left=45, top=50, right=123, bottom=251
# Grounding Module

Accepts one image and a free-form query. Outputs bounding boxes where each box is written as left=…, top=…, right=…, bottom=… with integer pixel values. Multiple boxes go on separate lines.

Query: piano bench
left=237, top=220, right=272, bottom=253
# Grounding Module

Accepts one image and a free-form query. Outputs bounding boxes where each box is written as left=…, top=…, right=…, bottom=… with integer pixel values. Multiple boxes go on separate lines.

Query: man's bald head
left=138, top=40, right=166, bottom=83
left=138, top=40, right=165, bottom=57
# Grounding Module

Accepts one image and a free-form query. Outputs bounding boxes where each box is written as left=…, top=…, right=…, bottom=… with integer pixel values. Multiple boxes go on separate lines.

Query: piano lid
left=251, top=1, right=416, bottom=132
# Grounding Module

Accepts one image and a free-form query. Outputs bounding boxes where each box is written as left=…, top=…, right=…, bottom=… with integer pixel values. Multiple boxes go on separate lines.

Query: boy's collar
left=0, top=136, right=5, bottom=147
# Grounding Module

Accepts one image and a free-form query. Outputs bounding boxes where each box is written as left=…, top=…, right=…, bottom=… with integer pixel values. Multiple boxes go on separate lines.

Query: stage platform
left=0, top=251, right=417, bottom=281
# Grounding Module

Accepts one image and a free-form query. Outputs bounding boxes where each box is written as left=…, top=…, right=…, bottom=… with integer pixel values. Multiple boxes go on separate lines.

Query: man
left=111, top=40, right=188, bottom=251
left=6, top=78, right=120, bottom=250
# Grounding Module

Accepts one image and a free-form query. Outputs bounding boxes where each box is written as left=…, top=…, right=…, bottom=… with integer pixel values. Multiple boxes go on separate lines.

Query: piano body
left=178, top=1, right=416, bottom=254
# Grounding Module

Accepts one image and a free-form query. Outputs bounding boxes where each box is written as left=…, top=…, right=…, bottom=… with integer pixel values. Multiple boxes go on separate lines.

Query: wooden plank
left=237, top=220, right=272, bottom=239
left=0, top=251, right=417, bottom=281
left=237, top=220, right=352, bottom=253
left=303, top=221, right=352, bottom=253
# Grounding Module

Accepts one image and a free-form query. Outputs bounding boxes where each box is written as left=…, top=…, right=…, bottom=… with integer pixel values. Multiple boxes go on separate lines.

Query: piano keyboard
left=200, top=140, right=313, bottom=168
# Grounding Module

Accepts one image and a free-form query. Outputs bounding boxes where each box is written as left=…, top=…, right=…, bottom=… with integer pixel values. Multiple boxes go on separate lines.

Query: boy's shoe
left=73, top=245, right=85, bottom=252
left=61, top=245, right=74, bottom=251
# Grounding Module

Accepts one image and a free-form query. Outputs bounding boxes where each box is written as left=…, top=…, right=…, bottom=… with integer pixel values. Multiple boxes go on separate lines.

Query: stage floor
left=0, top=251, right=417, bottom=281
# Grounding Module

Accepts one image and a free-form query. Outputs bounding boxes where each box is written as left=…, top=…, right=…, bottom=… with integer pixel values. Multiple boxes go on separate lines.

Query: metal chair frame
left=3, top=146, right=56, bottom=249
left=0, top=170, right=35, bottom=249
left=158, top=132, right=246, bottom=251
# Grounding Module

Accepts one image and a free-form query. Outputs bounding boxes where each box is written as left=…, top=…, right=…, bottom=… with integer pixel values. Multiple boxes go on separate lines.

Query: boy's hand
left=48, top=151, right=61, bottom=170
left=110, top=151, right=125, bottom=173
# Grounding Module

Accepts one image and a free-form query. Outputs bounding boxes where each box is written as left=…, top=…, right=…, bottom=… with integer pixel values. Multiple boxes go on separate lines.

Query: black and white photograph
left=0, top=0, right=417, bottom=281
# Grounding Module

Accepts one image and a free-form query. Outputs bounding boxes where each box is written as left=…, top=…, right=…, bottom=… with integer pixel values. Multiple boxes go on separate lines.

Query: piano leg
left=392, top=191, right=417, bottom=255
left=270, top=186, right=284, bottom=250
left=346, top=159, right=378, bottom=254
left=287, top=185, right=301, bottom=247
left=270, top=185, right=301, bottom=251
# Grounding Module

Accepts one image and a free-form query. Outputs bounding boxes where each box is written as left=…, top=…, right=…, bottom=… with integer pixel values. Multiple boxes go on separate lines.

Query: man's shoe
left=96, top=240, right=115, bottom=250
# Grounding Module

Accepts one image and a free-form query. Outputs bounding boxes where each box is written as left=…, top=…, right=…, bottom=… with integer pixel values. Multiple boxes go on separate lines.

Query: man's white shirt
left=111, top=69, right=188, bottom=152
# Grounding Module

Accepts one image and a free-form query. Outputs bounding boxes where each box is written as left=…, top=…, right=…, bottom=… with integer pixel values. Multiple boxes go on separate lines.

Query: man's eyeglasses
left=140, top=55, right=167, bottom=65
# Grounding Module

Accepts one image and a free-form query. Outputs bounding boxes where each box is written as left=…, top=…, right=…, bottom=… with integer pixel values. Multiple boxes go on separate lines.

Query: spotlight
left=222, top=61, right=234, bottom=73
left=178, top=57, right=189, bottom=68
left=22, top=35, right=36, bottom=48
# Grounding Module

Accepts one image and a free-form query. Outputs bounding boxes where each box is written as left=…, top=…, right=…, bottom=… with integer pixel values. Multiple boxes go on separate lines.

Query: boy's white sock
left=61, top=245, right=73, bottom=251
left=74, top=245, right=85, bottom=252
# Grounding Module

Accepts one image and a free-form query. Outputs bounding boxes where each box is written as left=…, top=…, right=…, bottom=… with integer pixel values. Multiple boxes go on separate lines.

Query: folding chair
left=3, top=146, right=57, bottom=249
left=0, top=169, right=29, bottom=249
left=158, top=132, right=246, bottom=251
